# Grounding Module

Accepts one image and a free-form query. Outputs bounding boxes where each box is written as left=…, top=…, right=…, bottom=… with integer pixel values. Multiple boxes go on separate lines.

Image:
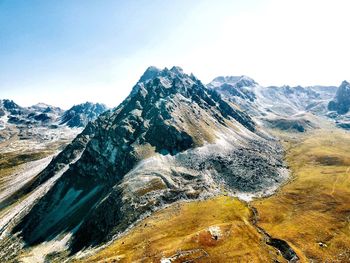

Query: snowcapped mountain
left=9, top=66, right=287, bottom=255
left=208, top=77, right=338, bottom=132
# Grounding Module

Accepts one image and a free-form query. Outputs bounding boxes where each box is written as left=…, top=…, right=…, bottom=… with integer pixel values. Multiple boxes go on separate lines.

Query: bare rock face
left=328, top=81, right=350, bottom=114
left=59, top=102, right=108, bottom=128
left=13, top=66, right=287, bottom=253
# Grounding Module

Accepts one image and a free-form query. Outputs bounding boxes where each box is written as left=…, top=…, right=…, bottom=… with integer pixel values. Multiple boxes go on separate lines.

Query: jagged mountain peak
left=12, top=67, right=290, bottom=254
left=138, top=65, right=188, bottom=85
left=328, top=80, right=350, bottom=114
left=138, top=66, right=161, bottom=83
left=1, top=99, right=21, bottom=111
left=169, top=65, right=184, bottom=75
left=125, top=66, right=256, bottom=133
left=130, top=66, right=206, bottom=104
left=59, top=102, right=108, bottom=128
left=341, top=80, right=350, bottom=86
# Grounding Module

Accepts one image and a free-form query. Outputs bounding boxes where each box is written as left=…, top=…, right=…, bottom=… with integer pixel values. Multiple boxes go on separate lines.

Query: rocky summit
left=60, top=102, right=108, bottom=128
left=326, top=81, right=350, bottom=129
left=328, top=81, right=350, bottom=114
left=12, top=66, right=288, bottom=254
left=0, top=99, right=63, bottom=128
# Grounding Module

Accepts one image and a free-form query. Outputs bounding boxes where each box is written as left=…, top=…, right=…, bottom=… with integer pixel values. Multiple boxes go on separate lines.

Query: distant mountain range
left=0, top=100, right=108, bottom=129
left=59, top=102, right=108, bottom=128
left=208, top=75, right=349, bottom=131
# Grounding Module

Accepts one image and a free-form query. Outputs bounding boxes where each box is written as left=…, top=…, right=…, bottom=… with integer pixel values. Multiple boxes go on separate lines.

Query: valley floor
left=80, top=128, right=350, bottom=263
left=253, top=129, right=350, bottom=262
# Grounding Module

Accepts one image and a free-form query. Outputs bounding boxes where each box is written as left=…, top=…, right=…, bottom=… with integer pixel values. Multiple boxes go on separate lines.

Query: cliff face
left=328, top=81, right=350, bottom=114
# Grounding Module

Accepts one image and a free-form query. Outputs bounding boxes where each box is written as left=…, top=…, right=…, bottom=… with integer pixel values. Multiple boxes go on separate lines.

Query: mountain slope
left=11, top=66, right=288, bottom=256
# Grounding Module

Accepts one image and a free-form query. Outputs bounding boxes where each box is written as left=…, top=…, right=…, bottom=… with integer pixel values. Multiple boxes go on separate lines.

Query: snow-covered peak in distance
left=209, top=75, right=258, bottom=89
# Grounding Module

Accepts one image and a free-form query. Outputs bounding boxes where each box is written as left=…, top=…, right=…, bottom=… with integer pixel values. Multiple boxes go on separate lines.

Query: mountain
left=328, top=80, right=350, bottom=114
left=0, top=99, right=64, bottom=127
left=59, top=102, right=108, bottom=128
left=0, top=99, right=28, bottom=129
left=11, top=66, right=288, bottom=255
left=208, top=77, right=338, bottom=132
left=0, top=100, right=108, bottom=130
left=207, top=76, right=257, bottom=104
left=327, top=81, right=350, bottom=129
left=0, top=101, right=108, bottom=217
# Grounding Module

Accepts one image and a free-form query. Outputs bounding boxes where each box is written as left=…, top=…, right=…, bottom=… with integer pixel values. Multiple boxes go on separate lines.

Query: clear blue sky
left=0, top=0, right=349, bottom=109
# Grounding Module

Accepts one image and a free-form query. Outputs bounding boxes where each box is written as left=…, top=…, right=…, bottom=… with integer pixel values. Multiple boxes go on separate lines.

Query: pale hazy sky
left=0, top=0, right=349, bottom=109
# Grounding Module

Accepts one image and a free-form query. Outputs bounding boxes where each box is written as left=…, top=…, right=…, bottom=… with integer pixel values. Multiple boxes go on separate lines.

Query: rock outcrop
left=328, top=80, right=350, bottom=114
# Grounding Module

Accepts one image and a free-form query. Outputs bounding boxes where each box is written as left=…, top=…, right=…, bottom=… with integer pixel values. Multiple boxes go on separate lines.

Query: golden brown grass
left=0, top=151, right=51, bottom=181
left=253, top=128, right=350, bottom=262
left=81, top=196, right=286, bottom=263
left=75, top=124, right=350, bottom=262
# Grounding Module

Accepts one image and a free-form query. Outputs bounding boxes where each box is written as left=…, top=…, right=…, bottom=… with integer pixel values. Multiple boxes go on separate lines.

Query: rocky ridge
left=60, top=102, right=108, bottom=128
left=0, top=100, right=108, bottom=144
left=11, top=66, right=288, bottom=255
left=208, top=76, right=339, bottom=132
left=327, top=80, right=350, bottom=129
